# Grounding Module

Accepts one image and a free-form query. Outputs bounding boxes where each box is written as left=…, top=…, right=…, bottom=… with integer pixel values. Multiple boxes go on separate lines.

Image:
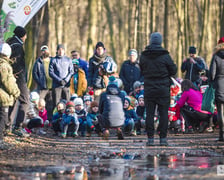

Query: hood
left=106, top=84, right=120, bottom=95
left=213, top=43, right=224, bottom=59
left=141, top=45, right=169, bottom=58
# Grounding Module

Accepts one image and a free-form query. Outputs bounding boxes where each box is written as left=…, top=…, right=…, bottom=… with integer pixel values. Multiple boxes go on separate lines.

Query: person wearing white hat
left=0, top=43, right=20, bottom=145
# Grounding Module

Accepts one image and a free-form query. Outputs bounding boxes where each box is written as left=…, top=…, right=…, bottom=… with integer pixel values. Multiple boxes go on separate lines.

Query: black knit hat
left=95, top=41, right=105, bottom=49
left=14, top=26, right=26, bottom=38
left=189, top=46, right=196, bottom=54
left=57, top=44, right=65, bottom=50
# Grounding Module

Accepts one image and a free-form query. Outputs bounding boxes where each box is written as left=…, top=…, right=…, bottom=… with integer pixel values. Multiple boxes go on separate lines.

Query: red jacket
left=168, top=103, right=180, bottom=121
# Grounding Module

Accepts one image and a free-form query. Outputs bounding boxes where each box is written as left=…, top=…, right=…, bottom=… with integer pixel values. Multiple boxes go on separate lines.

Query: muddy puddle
left=1, top=151, right=224, bottom=179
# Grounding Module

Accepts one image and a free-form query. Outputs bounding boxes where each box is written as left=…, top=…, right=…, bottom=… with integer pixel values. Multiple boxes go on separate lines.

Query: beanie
left=218, top=37, right=224, bottom=44
left=30, top=91, right=40, bottom=102
left=83, top=95, right=92, bottom=102
left=72, top=59, right=79, bottom=65
left=108, top=76, right=118, bottom=87
left=90, top=101, right=99, bottom=108
left=133, top=81, right=141, bottom=90
left=125, top=96, right=131, bottom=105
left=66, top=101, right=75, bottom=109
left=128, top=49, right=138, bottom=57
left=150, top=32, right=162, bottom=46
left=74, top=97, right=83, bottom=106
left=189, top=46, right=196, bottom=54
left=40, top=45, right=49, bottom=51
left=138, top=94, right=144, bottom=101
left=13, top=26, right=26, bottom=38
left=95, top=41, right=105, bottom=49
left=70, top=93, right=78, bottom=101
left=57, top=44, right=65, bottom=50
left=0, top=43, right=11, bottom=58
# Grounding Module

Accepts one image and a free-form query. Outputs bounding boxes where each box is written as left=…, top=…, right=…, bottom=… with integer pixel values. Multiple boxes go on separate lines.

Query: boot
left=160, top=138, right=168, bottom=146
left=146, top=138, right=154, bottom=146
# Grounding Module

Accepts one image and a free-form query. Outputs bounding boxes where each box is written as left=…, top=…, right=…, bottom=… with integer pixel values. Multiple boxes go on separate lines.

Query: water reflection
left=0, top=153, right=223, bottom=179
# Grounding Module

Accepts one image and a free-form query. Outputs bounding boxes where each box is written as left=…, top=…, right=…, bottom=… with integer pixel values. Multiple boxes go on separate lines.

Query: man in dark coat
left=119, top=49, right=143, bottom=94
left=139, top=32, right=177, bottom=146
left=209, top=37, right=224, bottom=142
left=32, top=45, right=53, bottom=120
left=7, top=26, right=30, bottom=137
left=181, top=46, right=205, bottom=86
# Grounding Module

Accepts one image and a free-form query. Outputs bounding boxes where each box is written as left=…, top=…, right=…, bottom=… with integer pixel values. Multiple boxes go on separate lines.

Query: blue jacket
left=78, top=58, right=89, bottom=78
left=32, top=57, right=52, bottom=90
left=119, top=60, right=143, bottom=94
left=124, top=108, right=138, bottom=121
left=86, top=111, right=99, bottom=128
left=61, top=113, right=79, bottom=125
left=49, top=55, right=74, bottom=88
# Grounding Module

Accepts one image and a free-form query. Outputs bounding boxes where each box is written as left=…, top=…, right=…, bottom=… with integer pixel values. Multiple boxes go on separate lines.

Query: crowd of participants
left=0, top=26, right=224, bottom=148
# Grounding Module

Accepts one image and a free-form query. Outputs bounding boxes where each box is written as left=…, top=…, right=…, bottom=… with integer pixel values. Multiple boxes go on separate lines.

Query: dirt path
left=0, top=130, right=224, bottom=179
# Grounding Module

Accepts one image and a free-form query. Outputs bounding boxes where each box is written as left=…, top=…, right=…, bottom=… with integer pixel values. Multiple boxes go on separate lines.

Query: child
left=38, top=98, right=49, bottom=135
left=129, top=81, right=143, bottom=100
left=61, top=101, right=79, bottom=138
left=86, top=101, right=102, bottom=137
left=168, top=97, right=181, bottom=134
left=83, top=94, right=92, bottom=111
left=74, top=98, right=87, bottom=137
left=52, top=101, right=65, bottom=135
left=123, top=96, right=138, bottom=136
left=23, top=91, right=44, bottom=136
left=135, top=95, right=146, bottom=135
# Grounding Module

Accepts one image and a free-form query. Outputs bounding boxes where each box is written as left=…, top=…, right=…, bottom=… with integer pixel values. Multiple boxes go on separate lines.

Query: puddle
left=0, top=152, right=224, bottom=179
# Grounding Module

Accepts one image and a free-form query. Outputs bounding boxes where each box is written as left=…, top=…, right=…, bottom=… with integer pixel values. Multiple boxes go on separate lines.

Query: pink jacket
left=177, top=88, right=211, bottom=114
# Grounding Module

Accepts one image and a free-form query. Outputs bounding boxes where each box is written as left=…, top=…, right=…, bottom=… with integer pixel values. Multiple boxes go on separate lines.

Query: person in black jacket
left=140, top=32, right=177, bottom=146
left=181, top=46, right=205, bottom=86
left=119, top=49, right=143, bottom=94
left=7, top=26, right=29, bottom=137
left=209, top=37, right=224, bottom=142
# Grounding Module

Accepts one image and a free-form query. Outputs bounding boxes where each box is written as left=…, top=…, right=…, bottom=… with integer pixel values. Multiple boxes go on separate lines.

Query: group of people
left=0, top=25, right=224, bottom=148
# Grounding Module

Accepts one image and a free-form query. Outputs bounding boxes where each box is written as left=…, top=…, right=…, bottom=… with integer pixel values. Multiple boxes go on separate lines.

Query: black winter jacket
left=119, top=60, right=143, bottom=94
left=7, top=36, right=26, bottom=82
left=139, top=46, right=177, bottom=99
left=210, top=43, right=224, bottom=102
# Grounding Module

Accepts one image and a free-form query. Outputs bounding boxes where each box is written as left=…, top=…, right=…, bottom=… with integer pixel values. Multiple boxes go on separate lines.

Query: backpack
left=105, top=94, right=125, bottom=127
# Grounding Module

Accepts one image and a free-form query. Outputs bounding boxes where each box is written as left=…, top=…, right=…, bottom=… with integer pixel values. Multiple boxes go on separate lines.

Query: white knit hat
left=0, top=43, right=11, bottom=58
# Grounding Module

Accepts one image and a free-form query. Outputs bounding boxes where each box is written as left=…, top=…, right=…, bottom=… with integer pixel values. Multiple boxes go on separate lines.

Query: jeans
left=123, top=118, right=134, bottom=134
left=52, top=87, right=70, bottom=109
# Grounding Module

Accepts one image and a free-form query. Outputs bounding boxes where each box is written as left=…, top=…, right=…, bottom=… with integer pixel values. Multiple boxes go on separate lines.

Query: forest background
left=1, top=0, right=224, bottom=89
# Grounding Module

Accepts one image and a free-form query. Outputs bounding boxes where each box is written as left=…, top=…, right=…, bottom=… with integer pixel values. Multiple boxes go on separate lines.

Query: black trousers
left=9, top=80, right=29, bottom=129
left=0, top=107, right=8, bottom=140
left=145, top=97, right=170, bottom=138
left=216, top=102, right=224, bottom=139
left=27, top=118, right=43, bottom=129
left=52, top=87, right=70, bottom=109
left=180, top=105, right=211, bottom=128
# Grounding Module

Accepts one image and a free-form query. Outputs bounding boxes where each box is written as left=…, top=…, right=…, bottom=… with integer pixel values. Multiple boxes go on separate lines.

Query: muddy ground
left=0, top=129, right=224, bottom=180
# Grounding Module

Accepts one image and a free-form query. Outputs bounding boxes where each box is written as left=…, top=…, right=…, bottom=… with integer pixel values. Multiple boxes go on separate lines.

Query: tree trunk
left=164, top=0, right=169, bottom=49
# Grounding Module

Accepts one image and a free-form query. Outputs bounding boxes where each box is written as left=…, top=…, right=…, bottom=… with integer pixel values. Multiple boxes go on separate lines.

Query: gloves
left=60, top=80, right=67, bottom=86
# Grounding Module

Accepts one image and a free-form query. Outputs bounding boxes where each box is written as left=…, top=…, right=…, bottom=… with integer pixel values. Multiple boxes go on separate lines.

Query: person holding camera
left=88, top=42, right=117, bottom=101
left=49, top=44, right=74, bottom=108
left=181, top=46, right=206, bottom=86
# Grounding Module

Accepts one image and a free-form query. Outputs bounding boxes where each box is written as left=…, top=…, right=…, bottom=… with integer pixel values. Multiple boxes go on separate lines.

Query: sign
left=1, top=0, right=47, bottom=39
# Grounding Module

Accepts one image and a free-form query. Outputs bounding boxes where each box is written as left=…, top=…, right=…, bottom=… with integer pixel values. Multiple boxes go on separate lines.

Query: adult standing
left=49, top=44, right=74, bottom=109
left=0, top=43, right=20, bottom=147
left=119, top=49, right=143, bottom=94
left=209, top=37, right=224, bottom=141
left=71, top=50, right=89, bottom=78
left=88, top=42, right=117, bottom=101
left=32, top=45, right=53, bottom=120
left=181, top=46, right=205, bottom=86
left=7, top=26, right=29, bottom=136
left=140, top=32, right=177, bottom=146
